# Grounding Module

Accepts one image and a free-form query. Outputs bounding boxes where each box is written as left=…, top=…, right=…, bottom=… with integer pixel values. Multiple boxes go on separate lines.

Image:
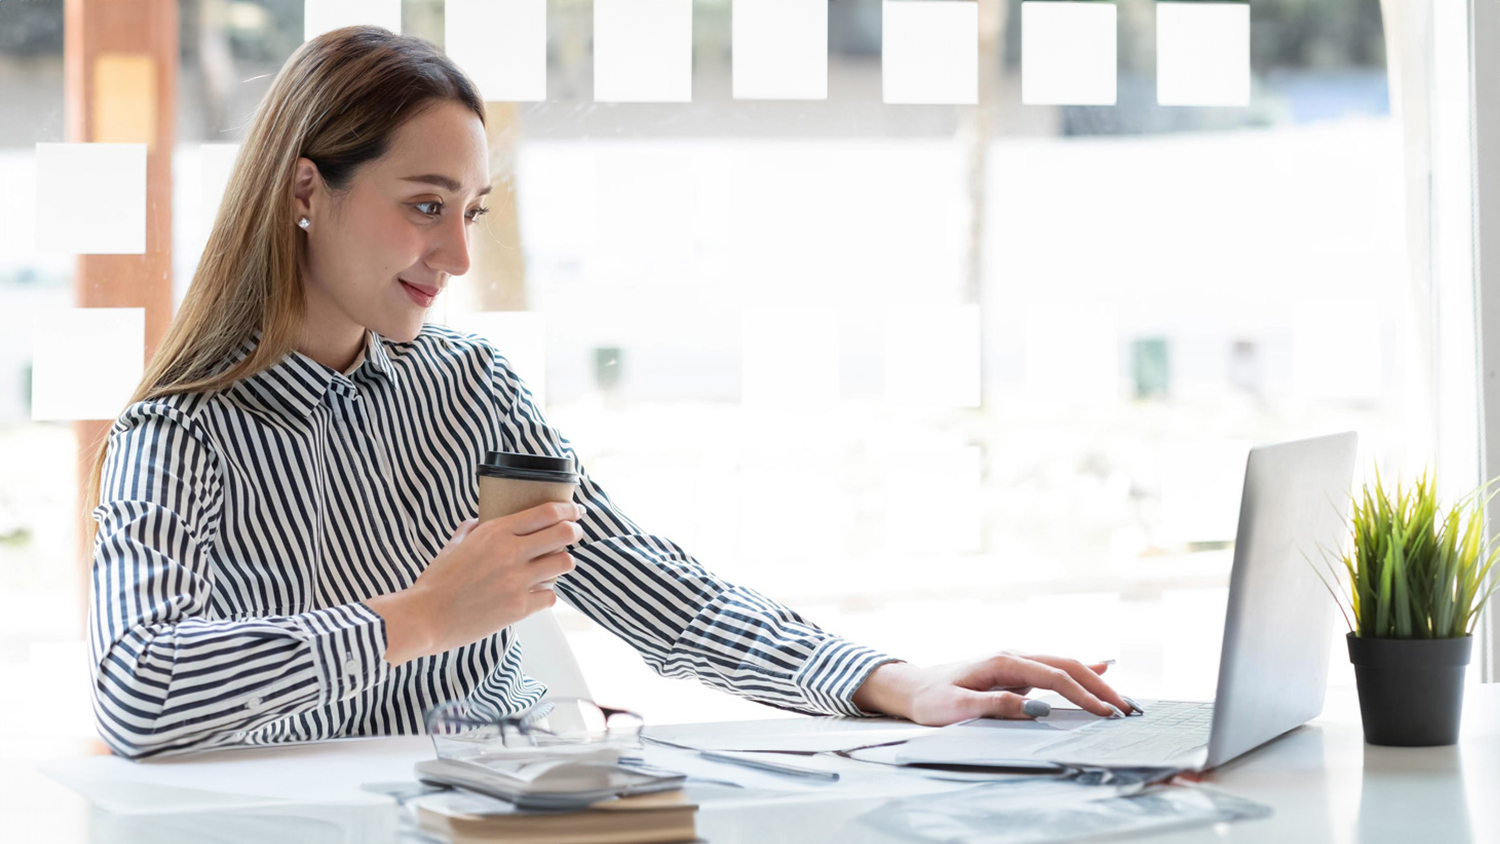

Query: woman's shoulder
left=384, top=323, right=515, bottom=376
left=408, top=322, right=495, bottom=354
left=110, top=391, right=220, bottom=451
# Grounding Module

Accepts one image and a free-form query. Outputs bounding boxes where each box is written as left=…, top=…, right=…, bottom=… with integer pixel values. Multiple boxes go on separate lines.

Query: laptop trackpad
left=893, top=711, right=1099, bottom=768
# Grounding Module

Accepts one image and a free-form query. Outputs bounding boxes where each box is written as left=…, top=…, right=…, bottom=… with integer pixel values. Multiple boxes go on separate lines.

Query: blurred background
left=0, top=5, right=1483, bottom=829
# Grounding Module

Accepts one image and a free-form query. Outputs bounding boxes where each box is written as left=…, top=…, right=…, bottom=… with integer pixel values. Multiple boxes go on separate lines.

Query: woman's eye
left=416, top=201, right=491, bottom=223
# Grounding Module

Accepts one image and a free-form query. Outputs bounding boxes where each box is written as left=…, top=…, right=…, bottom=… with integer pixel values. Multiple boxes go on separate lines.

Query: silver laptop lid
left=1204, top=431, right=1358, bottom=769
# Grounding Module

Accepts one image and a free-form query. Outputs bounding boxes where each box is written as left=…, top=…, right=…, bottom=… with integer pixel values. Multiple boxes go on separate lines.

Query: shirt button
left=246, top=696, right=262, bottom=711
left=231, top=731, right=246, bottom=741
left=344, top=658, right=360, bottom=675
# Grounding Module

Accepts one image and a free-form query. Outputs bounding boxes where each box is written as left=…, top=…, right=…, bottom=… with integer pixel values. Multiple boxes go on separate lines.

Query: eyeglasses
left=424, top=697, right=645, bottom=761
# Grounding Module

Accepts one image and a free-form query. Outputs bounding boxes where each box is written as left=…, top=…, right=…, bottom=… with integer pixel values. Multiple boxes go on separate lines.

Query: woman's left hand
left=851, top=652, right=1135, bottom=725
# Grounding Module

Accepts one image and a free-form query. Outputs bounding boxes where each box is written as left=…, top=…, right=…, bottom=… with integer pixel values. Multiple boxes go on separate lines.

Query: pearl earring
left=298, top=217, right=310, bottom=230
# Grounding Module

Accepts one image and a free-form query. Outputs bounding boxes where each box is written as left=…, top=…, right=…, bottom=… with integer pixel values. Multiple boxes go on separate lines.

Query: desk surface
left=693, top=685, right=1500, bottom=844
left=12, top=685, right=1498, bottom=844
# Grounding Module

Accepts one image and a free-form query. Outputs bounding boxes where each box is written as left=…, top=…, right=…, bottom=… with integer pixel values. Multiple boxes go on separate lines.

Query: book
left=412, top=787, right=698, bottom=844
left=414, top=752, right=687, bottom=810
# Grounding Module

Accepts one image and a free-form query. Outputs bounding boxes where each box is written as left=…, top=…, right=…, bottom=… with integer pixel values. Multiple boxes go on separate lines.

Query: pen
left=698, top=750, right=840, bottom=781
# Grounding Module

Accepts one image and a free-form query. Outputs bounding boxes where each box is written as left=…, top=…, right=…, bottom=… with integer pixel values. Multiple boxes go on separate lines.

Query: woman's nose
left=429, top=212, right=472, bottom=278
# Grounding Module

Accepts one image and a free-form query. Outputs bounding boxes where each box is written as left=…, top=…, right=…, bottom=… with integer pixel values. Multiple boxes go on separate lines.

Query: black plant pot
left=1347, top=632, right=1471, bottom=747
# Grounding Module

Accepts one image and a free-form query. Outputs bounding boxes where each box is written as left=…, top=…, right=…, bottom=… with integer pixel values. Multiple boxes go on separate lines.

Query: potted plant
left=1316, top=471, right=1499, bottom=746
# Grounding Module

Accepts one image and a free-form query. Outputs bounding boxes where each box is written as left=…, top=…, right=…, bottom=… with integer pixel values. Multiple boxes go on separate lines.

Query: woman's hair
left=82, top=26, right=486, bottom=547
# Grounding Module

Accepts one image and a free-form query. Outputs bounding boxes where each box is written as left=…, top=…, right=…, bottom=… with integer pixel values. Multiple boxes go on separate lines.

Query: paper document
left=40, top=735, right=433, bottom=815
left=643, top=716, right=936, bottom=753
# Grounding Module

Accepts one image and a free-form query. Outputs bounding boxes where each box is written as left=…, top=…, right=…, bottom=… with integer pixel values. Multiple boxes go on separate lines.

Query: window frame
left=1473, top=0, right=1500, bottom=682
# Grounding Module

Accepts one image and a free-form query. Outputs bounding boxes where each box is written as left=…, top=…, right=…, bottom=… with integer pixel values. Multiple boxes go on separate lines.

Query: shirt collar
left=228, top=327, right=397, bottom=419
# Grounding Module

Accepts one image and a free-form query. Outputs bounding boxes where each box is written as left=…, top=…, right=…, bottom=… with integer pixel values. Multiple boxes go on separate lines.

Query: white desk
left=692, top=686, right=1500, bottom=844
left=20, top=685, right=1499, bottom=844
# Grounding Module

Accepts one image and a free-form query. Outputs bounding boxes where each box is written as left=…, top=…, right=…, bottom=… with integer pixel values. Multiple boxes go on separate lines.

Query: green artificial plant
left=1318, top=470, right=1500, bottom=639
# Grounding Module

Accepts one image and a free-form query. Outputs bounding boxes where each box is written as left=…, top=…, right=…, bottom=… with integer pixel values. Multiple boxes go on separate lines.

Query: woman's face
left=293, top=100, right=491, bottom=345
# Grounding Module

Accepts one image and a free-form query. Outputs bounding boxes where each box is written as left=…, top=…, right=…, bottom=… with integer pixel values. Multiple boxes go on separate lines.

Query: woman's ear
left=292, top=157, right=321, bottom=219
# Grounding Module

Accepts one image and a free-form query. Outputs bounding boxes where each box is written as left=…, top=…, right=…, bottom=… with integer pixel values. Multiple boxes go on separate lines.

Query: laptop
left=892, top=432, right=1358, bottom=772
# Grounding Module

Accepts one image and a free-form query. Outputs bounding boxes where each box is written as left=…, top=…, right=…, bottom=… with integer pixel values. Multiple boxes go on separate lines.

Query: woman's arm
left=88, top=403, right=391, bottom=760
left=486, top=348, right=900, bottom=717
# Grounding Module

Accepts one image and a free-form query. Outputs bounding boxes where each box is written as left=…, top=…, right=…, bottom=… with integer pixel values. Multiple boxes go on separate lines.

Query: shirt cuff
left=792, top=638, right=906, bottom=717
left=298, top=601, right=392, bottom=707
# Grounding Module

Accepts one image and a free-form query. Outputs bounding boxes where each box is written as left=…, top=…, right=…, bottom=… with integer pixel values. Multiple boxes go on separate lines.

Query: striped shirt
left=87, top=324, right=897, bottom=759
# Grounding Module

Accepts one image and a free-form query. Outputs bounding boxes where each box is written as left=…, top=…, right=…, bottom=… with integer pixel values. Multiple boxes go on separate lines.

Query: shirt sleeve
left=487, top=350, right=903, bottom=717
left=87, top=402, right=391, bottom=760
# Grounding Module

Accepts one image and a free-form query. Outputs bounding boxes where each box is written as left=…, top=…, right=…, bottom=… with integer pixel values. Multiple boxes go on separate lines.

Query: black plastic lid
left=479, top=451, right=578, bottom=484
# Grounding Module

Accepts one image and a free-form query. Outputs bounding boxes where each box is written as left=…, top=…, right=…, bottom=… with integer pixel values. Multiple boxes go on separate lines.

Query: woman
left=85, top=27, right=1133, bottom=760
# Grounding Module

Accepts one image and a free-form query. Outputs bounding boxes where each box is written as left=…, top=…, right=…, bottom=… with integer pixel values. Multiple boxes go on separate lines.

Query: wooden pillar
left=65, top=0, right=177, bottom=599
left=470, top=101, right=529, bottom=312
left=962, top=0, right=1006, bottom=410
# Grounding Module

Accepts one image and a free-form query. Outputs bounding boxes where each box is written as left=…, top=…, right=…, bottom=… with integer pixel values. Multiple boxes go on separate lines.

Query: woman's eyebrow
left=400, top=174, right=494, bottom=197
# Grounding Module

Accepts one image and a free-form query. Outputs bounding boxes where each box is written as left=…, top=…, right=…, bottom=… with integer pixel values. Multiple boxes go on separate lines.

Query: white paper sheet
left=447, top=0, right=548, bottom=102
left=884, top=303, right=982, bottom=409
left=39, top=735, right=433, bottom=815
left=35, top=142, right=147, bottom=255
left=304, top=0, right=402, bottom=42
left=30, top=307, right=145, bottom=421
left=882, top=1, right=979, bottom=105
left=638, top=743, right=1022, bottom=797
left=643, top=717, right=937, bottom=753
left=1157, top=2, right=1251, bottom=107
left=740, top=308, right=841, bottom=409
left=1021, top=1, right=1118, bottom=106
left=594, top=0, right=694, bottom=102
left=733, top=0, right=828, bottom=100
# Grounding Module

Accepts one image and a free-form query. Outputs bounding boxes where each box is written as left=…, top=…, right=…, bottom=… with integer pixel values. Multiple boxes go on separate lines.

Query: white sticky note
left=884, top=304, right=981, bottom=409
left=882, top=1, right=979, bottom=105
left=31, top=308, right=145, bottom=421
left=1023, top=303, right=1119, bottom=403
left=35, top=143, right=146, bottom=255
left=1292, top=299, right=1381, bottom=402
left=449, top=311, right=549, bottom=407
left=304, top=0, right=402, bottom=41
left=741, top=309, right=841, bottom=409
left=1156, top=439, right=1251, bottom=546
left=447, top=0, right=547, bottom=102
left=1156, top=2, right=1250, bottom=106
left=733, top=0, right=828, bottom=100
left=740, top=450, right=844, bottom=562
left=1021, top=1, right=1117, bottom=106
left=884, top=445, right=983, bottom=554
left=594, top=0, right=693, bottom=103
left=199, top=143, right=239, bottom=242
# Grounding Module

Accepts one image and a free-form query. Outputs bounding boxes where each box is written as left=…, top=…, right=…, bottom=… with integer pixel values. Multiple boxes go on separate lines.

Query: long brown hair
left=82, top=26, right=486, bottom=548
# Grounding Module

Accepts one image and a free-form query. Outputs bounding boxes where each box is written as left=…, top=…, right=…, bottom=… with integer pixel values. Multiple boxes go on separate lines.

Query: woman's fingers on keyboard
left=1024, top=655, right=1134, bottom=717
left=1004, top=657, right=1114, bottom=717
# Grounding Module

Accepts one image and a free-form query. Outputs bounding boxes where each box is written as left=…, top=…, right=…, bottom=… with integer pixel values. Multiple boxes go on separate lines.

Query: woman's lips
left=399, top=278, right=439, bottom=307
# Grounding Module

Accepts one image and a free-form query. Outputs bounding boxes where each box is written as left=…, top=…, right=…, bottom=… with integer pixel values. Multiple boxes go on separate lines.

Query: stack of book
left=411, top=748, right=696, bottom=843
left=410, top=788, right=698, bottom=844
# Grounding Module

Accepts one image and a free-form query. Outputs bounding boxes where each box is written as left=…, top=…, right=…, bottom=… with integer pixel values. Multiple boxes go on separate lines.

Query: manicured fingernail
left=575, top=503, right=587, bottom=516
left=1105, top=703, right=1125, bottom=719
left=1122, top=696, right=1145, bottom=715
left=1023, top=699, right=1051, bottom=718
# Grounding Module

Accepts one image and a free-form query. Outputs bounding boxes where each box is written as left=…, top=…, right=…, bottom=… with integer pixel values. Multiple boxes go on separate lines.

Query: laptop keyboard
left=1029, top=700, right=1214, bottom=765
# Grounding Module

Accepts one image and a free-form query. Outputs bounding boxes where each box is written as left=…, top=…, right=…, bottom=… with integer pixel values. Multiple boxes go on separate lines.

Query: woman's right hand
left=364, top=501, right=584, bottom=665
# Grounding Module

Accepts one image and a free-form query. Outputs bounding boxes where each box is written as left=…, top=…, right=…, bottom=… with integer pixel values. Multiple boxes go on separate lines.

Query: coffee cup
left=478, top=450, right=580, bottom=589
